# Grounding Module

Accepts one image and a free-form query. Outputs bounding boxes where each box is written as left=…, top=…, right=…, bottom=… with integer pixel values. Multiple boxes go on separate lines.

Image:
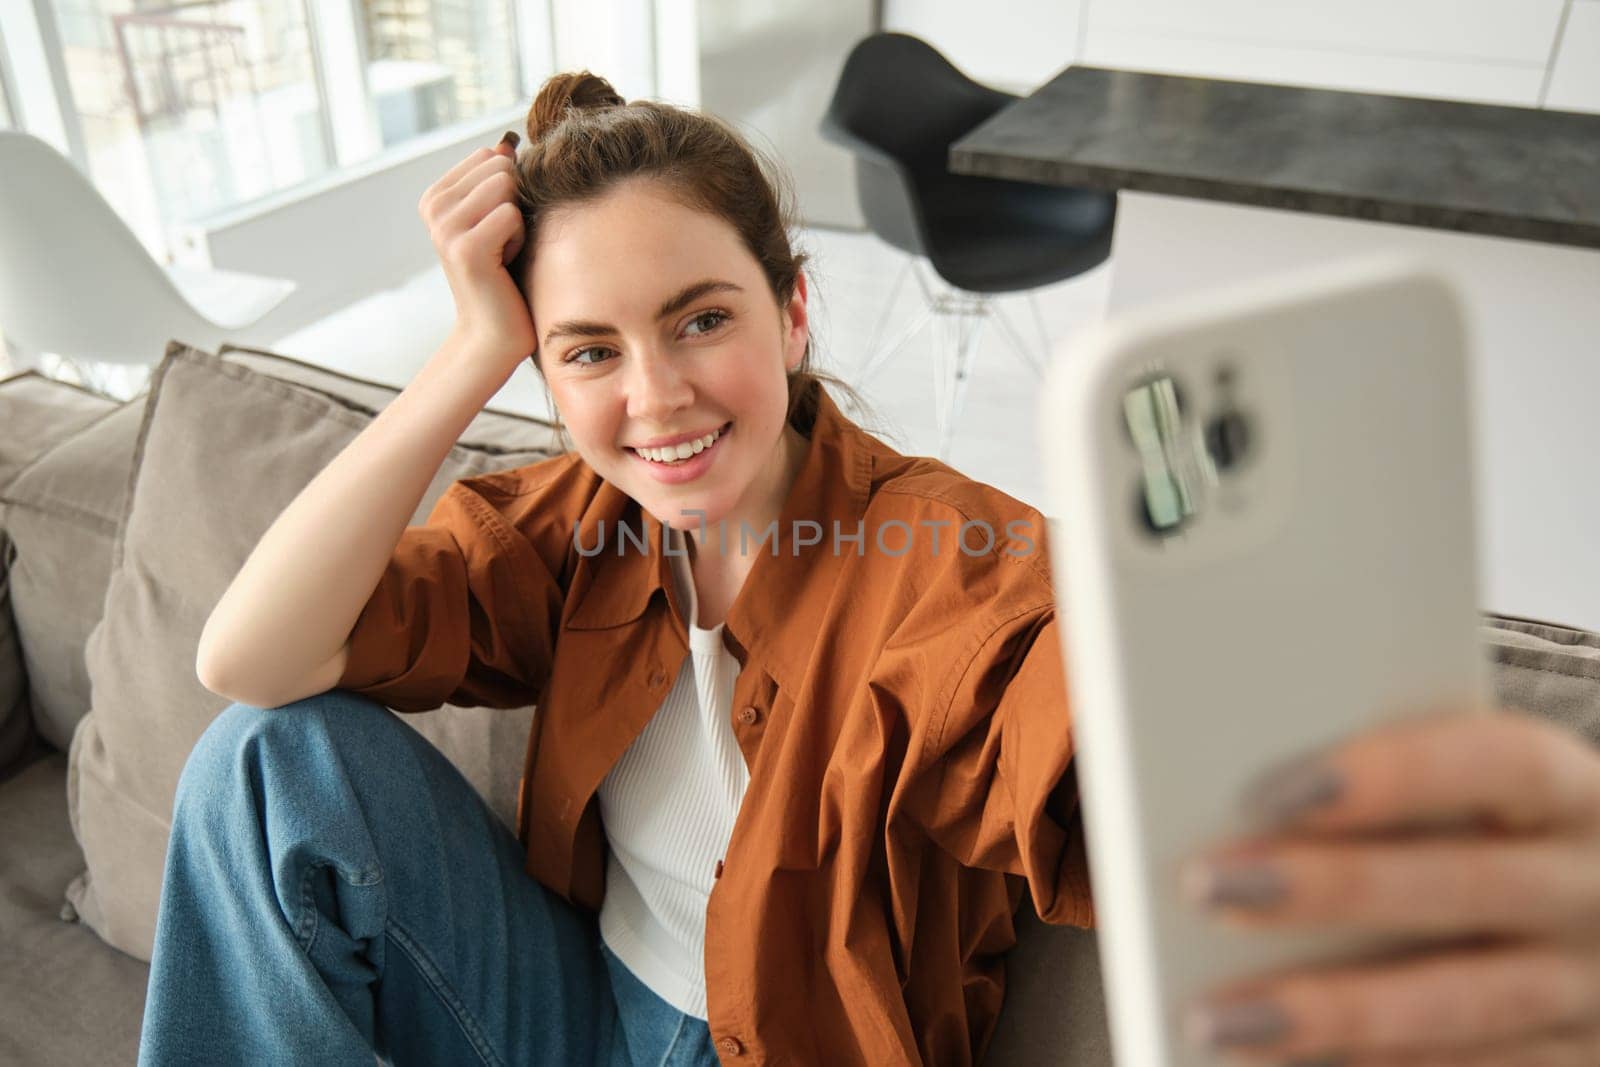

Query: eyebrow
left=542, top=279, right=746, bottom=349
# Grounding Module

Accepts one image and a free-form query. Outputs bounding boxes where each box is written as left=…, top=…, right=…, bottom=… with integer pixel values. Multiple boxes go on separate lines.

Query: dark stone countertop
left=949, top=66, right=1600, bottom=249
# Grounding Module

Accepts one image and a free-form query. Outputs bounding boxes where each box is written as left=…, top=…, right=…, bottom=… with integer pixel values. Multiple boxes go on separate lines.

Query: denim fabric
left=137, top=689, right=717, bottom=1067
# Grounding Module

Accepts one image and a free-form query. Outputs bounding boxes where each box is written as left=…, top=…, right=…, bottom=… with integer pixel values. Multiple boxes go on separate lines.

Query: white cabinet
left=885, top=0, right=1592, bottom=113
left=1086, top=1, right=1562, bottom=63
left=1082, top=0, right=1567, bottom=105
left=1546, top=1, right=1600, bottom=114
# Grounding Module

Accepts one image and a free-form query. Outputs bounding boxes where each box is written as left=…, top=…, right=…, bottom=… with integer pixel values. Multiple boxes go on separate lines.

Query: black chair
left=821, top=32, right=1116, bottom=460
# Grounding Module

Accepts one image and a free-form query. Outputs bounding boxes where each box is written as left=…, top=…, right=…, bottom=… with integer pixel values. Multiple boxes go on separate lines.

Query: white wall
left=883, top=0, right=1085, bottom=94
left=1546, top=0, right=1600, bottom=113
left=880, top=1, right=1600, bottom=626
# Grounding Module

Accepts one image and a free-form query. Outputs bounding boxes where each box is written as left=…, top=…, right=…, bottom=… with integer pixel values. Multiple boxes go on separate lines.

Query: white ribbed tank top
left=596, top=525, right=750, bottom=1019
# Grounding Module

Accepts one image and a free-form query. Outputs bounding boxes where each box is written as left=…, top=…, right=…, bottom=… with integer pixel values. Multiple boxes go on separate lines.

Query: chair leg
left=860, top=302, right=934, bottom=387
left=935, top=303, right=989, bottom=463
left=991, top=299, right=1044, bottom=378
left=856, top=256, right=916, bottom=384
left=38, top=351, right=85, bottom=387
left=36, top=352, right=150, bottom=400
left=1028, top=292, right=1053, bottom=362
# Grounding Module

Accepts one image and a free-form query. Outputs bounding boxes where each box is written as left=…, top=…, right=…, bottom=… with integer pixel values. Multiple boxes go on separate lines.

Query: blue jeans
left=138, top=690, right=718, bottom=1067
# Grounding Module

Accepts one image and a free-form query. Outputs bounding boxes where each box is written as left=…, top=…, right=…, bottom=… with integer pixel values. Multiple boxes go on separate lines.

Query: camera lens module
left=1204, top=410, right=1252, bottom=471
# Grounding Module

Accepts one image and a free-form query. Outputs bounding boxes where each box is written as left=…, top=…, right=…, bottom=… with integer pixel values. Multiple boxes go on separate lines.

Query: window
left=49, top=0, right=333, bottom=253
left=1, top=0, right=664, bottom=262
left=360, top=0, right=522, bottom=148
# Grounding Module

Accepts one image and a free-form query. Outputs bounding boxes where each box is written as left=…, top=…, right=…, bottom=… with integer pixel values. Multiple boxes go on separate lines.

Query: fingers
left=429, top=172, right=518, bottom=267
left=489, top=200, right=525, bottom=266
left=1327, top=1024, right=1600, bottom=1067
left=422, top=146, right=496, bottom=211
left=420, top=151, right=515, bottom=231
left=1258, top=710, right=1600, bottom=837
left=1192, top=938, right=1600, bottom=1062
left=1186, top=835, right=1600, bottom=938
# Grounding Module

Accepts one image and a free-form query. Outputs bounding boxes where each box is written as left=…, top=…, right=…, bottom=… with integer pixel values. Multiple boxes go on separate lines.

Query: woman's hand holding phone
left=419, top=135, right=535, bottom=381
left=1180, top=708, right=1600, bottom=1064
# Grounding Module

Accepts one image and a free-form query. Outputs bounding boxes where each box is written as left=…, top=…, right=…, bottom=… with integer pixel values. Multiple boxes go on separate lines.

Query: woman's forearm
left=195, top=332, right=518, bottom=707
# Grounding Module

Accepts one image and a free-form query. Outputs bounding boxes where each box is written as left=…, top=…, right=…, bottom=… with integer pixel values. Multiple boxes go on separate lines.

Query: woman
left=139, top=71, right=1600, bottom=1065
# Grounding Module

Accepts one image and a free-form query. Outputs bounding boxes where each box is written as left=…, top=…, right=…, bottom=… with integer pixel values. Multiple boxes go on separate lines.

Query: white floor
left=267, top=226, right=1113, bottom=515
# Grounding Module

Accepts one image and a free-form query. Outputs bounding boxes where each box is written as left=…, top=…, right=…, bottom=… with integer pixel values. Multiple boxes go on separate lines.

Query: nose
left=624, top=346, right=695, bottom=423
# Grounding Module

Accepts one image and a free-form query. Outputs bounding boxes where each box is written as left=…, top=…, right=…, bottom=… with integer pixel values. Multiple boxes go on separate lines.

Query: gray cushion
left=0, top=371, right=127, bottom=767
left=1484, top=612, right=1600, bottom=744
left=0, top=530, right=29, bottom=781
left=0, top=753, right=148, bottom=1066
left=2, top=403, right=143, bottom=753
left=65, top=341, right=565, bottom=962
left=0, top=370, right=120, bottom=489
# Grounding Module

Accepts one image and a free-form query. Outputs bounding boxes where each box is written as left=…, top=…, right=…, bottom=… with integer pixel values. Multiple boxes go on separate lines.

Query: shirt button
left=737, top=705, right=760, bottom=726
left=714, top=859, right=725, bottom=879
left=648, top=668, right=667, bottom=688
left=716, top=1035, right=744, bottom=1057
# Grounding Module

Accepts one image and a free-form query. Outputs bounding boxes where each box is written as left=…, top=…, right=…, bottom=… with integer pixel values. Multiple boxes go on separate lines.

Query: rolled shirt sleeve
left=911, top=606, right=1096, bottom=929
left=337, top=477, right=560, bottom=712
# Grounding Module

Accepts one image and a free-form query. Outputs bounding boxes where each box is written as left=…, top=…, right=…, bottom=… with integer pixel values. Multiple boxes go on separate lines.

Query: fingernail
left=1184, top=998, right=1291, bottom=1049
left=1182, top=858, right=1287, bottom=909
left=1245, top=754, right=1343, bottom=826
left=498, top=130, right=520, bottom=150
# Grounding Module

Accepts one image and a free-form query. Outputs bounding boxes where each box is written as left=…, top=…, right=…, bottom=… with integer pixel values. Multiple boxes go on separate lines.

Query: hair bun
left=526, top=71, right=626, bottom=141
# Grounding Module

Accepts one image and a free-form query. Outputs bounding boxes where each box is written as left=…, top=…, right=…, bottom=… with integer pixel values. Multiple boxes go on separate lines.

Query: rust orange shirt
left=337, top=378, right=1095, bottom=1064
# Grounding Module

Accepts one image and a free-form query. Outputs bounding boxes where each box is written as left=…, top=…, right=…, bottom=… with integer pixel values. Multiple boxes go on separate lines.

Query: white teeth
left=633, top=425, right=723, bottom=463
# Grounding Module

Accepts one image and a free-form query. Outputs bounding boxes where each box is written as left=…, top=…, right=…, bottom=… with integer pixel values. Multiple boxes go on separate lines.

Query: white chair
left=0, top=131, right=295, bottom=397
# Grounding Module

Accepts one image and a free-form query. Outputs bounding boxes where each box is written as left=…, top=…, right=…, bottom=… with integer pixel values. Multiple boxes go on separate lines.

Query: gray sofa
left=3, top=342, right=1599, bottom=1065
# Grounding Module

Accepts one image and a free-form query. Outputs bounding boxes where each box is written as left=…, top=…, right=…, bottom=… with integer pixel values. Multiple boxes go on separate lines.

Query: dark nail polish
left=1185, top=999, right=1291, bottom=1048
left=498, top=130, right=520, bottom=150
left=1184, top=859, right=1288, bottom=909
left=1245, top=755, right=1343, bottom=826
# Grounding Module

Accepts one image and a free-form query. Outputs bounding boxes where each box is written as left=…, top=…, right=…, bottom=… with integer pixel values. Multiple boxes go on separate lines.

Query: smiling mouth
left=627, top=421, right=732, bottom=464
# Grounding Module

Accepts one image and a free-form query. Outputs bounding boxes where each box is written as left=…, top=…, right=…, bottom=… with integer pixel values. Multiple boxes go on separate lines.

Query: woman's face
left=526, top=178, right=809, bottom=536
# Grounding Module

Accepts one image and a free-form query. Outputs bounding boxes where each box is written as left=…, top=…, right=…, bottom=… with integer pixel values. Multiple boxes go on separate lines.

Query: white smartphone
left=1038, top=257, right=1490, bottom=1066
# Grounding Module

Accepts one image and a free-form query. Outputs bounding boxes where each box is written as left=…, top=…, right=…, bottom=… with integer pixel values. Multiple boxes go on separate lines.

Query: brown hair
left=508, top=70, right=878, bottom=443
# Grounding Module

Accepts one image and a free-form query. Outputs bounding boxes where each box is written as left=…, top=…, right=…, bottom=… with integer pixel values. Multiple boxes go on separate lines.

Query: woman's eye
left=685, top=310, right=729, bottom=336
left=566, top=312, right=726, bottom=366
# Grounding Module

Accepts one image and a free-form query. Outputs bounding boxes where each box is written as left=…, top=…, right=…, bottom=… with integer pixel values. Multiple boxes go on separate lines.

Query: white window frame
left=0, top=23, right=17, bottom=126
left=307, top=0, right=381, bottom=166
left=0, top=0, right=82, bottom=163
left=515, top=0, right=558, bottom=98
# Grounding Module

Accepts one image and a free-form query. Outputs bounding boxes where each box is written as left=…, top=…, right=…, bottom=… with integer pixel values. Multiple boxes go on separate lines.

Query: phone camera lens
left=1121, top=374, right=1186, bottom=450
left=1204, top=410, right=1252, bottom=471
left=1134, top=483, right=1185, bottom=538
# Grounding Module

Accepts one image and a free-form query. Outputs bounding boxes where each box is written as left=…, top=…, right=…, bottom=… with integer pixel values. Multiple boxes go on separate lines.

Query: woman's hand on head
left=1179, top=708, right=1600, bottom=1065
left=418, top=137, right=536, bottom=374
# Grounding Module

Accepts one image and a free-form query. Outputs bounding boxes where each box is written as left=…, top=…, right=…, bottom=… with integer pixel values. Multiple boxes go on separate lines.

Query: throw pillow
left=2, top=403, right=144, bottom=753
left=66, top=341, right=564, bottom=961
left=0, top=370, right=120, bottom=487
left=0, top=531, right=28, bottom=780
left=1484, top=612, right=1600, bottom=743
left=0, top=371, right=127, bottom=766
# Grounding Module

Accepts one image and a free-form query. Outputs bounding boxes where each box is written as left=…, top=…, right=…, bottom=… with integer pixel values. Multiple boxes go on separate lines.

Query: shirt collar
left=565, top=378, right=875, bottom=692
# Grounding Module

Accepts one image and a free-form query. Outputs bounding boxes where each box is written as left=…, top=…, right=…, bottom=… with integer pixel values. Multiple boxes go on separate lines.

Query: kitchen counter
left=950, top=65, right=1600, bottom=249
